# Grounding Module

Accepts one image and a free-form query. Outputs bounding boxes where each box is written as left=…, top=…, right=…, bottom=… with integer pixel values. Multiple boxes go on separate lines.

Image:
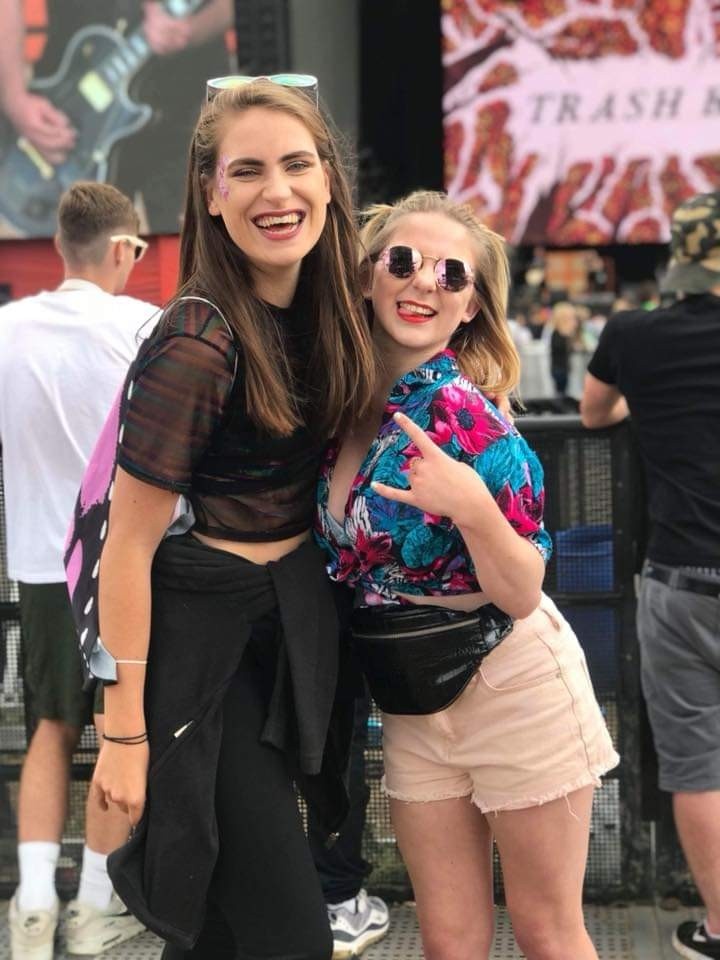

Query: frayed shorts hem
left=472, top=761, right=617, bottom=815
left=381, top=776, right=473, bottom=804
left=382, top=760, right=617, bottom=813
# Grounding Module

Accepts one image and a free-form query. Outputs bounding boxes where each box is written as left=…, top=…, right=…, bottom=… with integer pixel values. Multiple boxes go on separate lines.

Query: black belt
left=644, top=563, right=720, bottom=599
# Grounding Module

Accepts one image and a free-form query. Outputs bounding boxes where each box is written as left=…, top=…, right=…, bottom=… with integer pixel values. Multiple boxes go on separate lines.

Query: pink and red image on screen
left=442, top=0, right=720, bottom=245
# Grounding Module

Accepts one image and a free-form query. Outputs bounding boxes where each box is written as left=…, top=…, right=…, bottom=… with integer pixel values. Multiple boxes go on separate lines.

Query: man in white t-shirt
left=0, top=182, right=158, bottom=959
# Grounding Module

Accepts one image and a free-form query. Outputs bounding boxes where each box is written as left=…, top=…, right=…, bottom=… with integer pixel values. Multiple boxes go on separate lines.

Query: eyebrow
left=226, top=150, right=316, bottom=167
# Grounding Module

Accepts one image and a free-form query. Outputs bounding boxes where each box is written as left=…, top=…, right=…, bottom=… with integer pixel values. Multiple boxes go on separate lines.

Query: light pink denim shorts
left=381, top=594, right=619, bottom=813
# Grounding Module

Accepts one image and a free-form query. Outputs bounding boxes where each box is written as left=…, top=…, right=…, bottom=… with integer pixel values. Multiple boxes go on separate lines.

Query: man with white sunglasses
left=0, top=180, right=157, bottom=959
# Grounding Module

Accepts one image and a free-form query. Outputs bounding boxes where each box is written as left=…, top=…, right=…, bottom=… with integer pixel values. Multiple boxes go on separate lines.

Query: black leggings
left=161, top=643, right=332, bottom=960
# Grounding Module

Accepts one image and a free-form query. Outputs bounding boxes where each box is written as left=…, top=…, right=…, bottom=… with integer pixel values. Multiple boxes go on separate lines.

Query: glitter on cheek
left=217, top=154, right=230, bottom=201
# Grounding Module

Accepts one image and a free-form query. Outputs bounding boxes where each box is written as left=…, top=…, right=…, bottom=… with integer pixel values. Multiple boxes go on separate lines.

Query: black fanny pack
left=351, top=603, right=514, bottom=715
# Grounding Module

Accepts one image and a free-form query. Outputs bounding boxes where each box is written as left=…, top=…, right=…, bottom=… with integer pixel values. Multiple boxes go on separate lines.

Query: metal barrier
left=515, top=416, right=650, bottom=901
left=0, top=419, right=693, bottom=902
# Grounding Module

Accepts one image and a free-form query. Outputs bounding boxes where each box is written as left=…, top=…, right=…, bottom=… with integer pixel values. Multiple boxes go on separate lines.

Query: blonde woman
left=315, top=192, right=618, bottom=960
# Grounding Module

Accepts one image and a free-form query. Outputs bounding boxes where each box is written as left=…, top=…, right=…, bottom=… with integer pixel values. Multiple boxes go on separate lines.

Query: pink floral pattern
left=315, top=349, right=552, bottom=606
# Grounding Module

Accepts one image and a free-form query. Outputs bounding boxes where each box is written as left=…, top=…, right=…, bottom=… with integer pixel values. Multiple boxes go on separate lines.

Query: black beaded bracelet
left=102, top=732, right=148, bottom=745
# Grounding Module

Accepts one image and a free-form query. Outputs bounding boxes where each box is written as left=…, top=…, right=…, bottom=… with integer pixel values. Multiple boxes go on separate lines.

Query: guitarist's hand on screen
left=143, top=1, right=193, bottom=54
left=6, top=92, right=75, bottom=165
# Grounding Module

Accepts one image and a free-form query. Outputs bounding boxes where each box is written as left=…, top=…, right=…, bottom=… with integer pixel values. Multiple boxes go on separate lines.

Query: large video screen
left=0, top=0, right=234, bottom=239
left=442, top=0, right=720, bottom=246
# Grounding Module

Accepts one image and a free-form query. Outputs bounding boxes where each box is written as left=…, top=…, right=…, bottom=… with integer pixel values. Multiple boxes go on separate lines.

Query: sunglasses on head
left=206, top=74, right=319, bottom=106
left=375, top=245, right=476, bottom=293
left=110, top=234, right=148, bottom=262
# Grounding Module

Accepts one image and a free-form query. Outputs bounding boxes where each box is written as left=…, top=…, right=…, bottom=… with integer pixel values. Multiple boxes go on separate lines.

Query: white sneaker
left=9, top=895, right=59, bottom=960
left=328, top=889, right=390, bottom=959
left=63, top=892, right=145, bottom=955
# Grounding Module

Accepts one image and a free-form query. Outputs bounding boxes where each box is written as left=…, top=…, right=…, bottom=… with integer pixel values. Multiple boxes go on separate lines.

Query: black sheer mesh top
left=117, top=296, right=326, bottom=542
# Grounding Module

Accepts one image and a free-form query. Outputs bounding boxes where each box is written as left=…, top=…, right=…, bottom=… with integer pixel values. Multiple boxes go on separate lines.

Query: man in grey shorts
left=0, top=182, right=157, bottom=959
left=580, top=191, right=720, bottom=960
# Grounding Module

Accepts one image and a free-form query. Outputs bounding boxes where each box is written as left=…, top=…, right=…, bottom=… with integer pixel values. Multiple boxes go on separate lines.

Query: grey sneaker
left=9, top=895, right=59, bottom=960
left=63, top=892, right=145, bottom=955
left=328, top=889, right=390, bottom=959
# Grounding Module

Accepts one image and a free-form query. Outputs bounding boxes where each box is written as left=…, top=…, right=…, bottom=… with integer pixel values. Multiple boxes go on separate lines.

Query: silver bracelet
left=115, top=658, right=148, bottom=665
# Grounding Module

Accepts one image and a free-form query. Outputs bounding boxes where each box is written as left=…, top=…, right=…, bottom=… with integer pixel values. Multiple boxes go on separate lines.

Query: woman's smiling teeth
left=397, top=301, right=436, bottom=317
left=253, top=212, right=305, bottom=235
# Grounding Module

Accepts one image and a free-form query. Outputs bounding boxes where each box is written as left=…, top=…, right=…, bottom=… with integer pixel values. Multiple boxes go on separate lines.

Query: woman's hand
left=371, top=413, right=544, bottom=620
left=91, top=740, right=149, bottom=827
left=370, top=412, right=490, bottom=526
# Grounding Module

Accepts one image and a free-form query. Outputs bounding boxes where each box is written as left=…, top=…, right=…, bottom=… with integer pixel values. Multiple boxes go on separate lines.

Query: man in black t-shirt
left=581, top=191, right=720, bottom=960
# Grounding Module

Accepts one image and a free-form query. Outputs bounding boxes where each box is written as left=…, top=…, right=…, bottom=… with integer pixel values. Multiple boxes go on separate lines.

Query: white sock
left=76, top=846, right=113, bottom=910
left=704, top=919, right=720, bottom=940
left=328, top=895, right=358, bottom=913
left=17, top=841, right=60, bottom=911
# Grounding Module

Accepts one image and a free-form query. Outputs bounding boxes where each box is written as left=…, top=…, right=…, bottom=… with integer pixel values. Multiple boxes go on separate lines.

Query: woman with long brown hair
left=83, top=79, right=375, bottom=959
left=316, top=191, right=618, bottom=960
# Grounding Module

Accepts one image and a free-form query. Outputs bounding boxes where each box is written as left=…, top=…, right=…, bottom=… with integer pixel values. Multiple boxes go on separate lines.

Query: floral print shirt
left=315, top=349, right=552, bottom=607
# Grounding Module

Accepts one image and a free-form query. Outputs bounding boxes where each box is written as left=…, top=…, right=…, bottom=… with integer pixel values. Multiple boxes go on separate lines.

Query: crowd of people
left=507, top=282, right=664, bottom=405
left=0, top=68, right=718, bottom=960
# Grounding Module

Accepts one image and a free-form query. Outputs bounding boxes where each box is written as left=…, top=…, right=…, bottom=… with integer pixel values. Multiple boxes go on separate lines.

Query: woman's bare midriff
left=397, top=591, right=489, bottom=612
left=192, top=529, right=311, bottom=564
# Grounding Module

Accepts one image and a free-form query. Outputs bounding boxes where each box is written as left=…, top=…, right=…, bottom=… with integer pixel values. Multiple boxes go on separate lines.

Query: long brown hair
left=359, top=191, right=520, bottom=396
left=178, top=81, right=375, bottom=437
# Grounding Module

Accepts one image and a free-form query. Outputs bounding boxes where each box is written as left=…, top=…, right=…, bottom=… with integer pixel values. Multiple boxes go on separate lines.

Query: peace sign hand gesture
left=370, top=413, right=489, bottom=526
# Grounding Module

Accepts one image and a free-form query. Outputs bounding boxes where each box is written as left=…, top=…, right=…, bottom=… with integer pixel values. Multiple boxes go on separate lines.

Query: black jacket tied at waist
left=108, top=534, right=355, bottom=949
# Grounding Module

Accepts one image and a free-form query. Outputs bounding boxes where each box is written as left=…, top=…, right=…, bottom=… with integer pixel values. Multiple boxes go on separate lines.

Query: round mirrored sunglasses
left=377, top=245, right=475, bottom=293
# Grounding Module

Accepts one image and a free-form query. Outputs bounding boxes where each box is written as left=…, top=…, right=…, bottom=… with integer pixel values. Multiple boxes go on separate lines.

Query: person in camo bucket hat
left=662, top=191, right=720, bottom=294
